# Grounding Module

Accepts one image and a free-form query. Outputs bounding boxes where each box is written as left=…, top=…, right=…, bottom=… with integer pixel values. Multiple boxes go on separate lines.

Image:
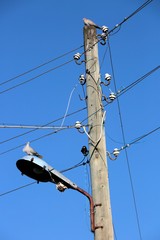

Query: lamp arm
left=74, top=186, right=95, bottom=232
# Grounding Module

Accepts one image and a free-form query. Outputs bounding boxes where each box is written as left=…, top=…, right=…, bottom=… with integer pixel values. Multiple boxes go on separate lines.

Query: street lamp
left=16, top=155, right=95, bottom=232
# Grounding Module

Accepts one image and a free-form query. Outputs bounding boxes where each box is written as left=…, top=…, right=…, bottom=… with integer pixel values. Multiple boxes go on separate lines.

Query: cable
left=60, top=156, right=88, bottom=173
left=0, top=106, right=87, bottom=146
left=100, top=45, right=109, bottom=70
left=113, top=224, right=118, bottom=240
left=0, top=59, right=74, bottom=95
left=60, top=83, right=79, bottom=128
left=129, top=126, right=160, bottom=147
left=0, top=0, right=155, bottom=201
left=118, top=65, right=160, bottom=97
left=81, top=64, right=159, bottom=126
left=109, top=0, right=154, bottom=35
left=81, top=0, right=154, bottom=57
left=78, top=1, right=154, bottom=60
left=0, top=181, right=37, bottom=197
left=0, top=124, right=70, bottom=129
left=0, top=45, right=83, bottom=87
left=82, top=111, right=106, bottom=143
left=108, top=38, right=143, bottom=240
left=0, top=125, right=75, bottom=145
left=0, top=106, right=87, bottom=155
left=1, top=1, right=153, bottom=95
left=113, top=125, right=160, bottom=155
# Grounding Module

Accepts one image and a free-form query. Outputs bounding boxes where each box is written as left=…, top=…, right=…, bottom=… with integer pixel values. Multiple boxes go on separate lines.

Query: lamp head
left=16, top=156, right=77, bottom=189
left=16, top=156, right=52, bottom=182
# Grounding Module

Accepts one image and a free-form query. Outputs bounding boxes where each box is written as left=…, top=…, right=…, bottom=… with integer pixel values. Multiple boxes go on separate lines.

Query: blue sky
left=0, top=0, right=160, bottom=239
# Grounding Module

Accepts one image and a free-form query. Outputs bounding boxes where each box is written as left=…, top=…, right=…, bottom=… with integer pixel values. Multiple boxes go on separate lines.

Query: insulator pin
left=79, top=74, right=86, bottom=85
left=109, top=92, right=116, bottom=101
left=74, top=53, right=81, bottom=60
left=102, top=25, right=109, bottom=33
left=105, top=73, right=111, bottom=81
left=113, top=148, right=120, bottom=157
left=75, top=121, right=82, bottom=129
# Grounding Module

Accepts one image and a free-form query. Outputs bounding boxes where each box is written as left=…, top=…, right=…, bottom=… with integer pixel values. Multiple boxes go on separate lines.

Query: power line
left=59, top=156, right=88, bottom=173
left=0, top=182, right=37, bottom=197
left=77, top=1, right=154, bottom=63
left=1, top=61, right=157, bottom=147
left=59, top=83, right=79, bottom=128
left=0, top=106, right=87, bottom=155
left=0, top=125, right=75, bottom=145
left=109, top=0, right=154, bottom=35
left=110, top=125, right=160, bottom=158
left=75, top=64, right=159, bottom=132
left=0, top=124, right=69, bottom=129
left=0, top=1, right=153, bottom=95
left=108, top=38, right=143, bottom=240
left=0, top=59, right=74, bottom=95
left=128, top=126, right=160, bottom=148
left=0, top=45, right=83, bottom=87
left=0, top=84, right=81, bottom=145
left=118, top=65, right=160, bottom=97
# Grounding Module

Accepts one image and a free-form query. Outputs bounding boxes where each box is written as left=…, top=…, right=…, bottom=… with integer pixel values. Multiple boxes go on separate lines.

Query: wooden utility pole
left=84, top=26, right=114, bottom=240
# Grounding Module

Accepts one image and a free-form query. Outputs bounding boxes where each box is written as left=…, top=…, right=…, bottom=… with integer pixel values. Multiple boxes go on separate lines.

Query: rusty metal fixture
left=76, top=186, right=95, bottom=232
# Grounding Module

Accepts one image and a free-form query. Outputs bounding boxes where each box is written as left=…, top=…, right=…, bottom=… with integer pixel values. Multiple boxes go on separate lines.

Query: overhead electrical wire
left=118, top=65, right=160, bottom=97
left=60, top=83, right=79, bottom=129
left=1, top=123, right=160, bottom=198
left=0, top=106, right=87, bottom=155
left=0, top=80, right=86, bottom=146
left=0, top=51, right=97, bottom=95
left=0, top=1, right=153, bottom=95
left=108, top=38, right=143, bottom=240
left=0, top=0, right=155, bottom=207
left=80, top=65, right=159, bottom=126
left=100, top=45, right=109, bottom=70
left=0, top=124, right=70, bottom=129
left=82, top=0, right=154, bottom=56
left=0, top=45, right=83, bottom=87
left=108, top=0, right=154, bottom=35
left=0, top=0, right=153, bottom=90
left=0, top=59, right=74, bottom=95
left=124, top=126, right=160, bottom=149
left=0, top=124, right=75, bottom=145
left=0, top=182, right=37, bottom=197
